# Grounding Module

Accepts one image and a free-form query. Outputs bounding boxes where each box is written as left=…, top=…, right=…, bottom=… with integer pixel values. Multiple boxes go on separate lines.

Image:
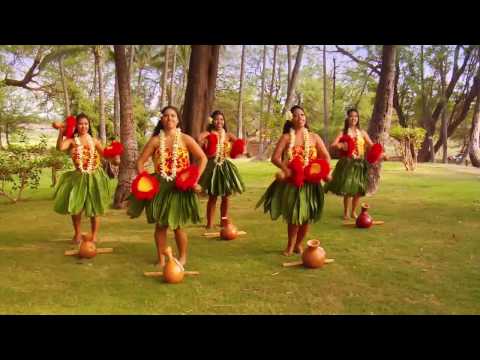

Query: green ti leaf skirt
left=256, top=179, right=325, bottom=225
left=198, top=158, right=245, bottom=197
left=53, top=168, right=111, bottom=217
left=324, top=157, right=369, bottom=197
left=127, top=174, right=201, bottom=229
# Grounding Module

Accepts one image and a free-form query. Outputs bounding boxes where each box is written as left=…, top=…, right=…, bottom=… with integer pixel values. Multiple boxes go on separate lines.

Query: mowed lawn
left=0, top=160, right=479, bottom=314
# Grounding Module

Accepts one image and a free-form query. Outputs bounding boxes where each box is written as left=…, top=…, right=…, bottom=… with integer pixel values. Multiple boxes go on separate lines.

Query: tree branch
left=2, top=46, right=46, bottom=88
left=334, top=46, right=381, bottom=75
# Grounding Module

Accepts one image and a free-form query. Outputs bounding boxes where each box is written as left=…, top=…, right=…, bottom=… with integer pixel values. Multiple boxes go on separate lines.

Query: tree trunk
left=113, top=45, right=139, bottom=209
left=267, top=45, right=277, bottom=114
left=258, top=45, right=267, bottom=156
left=393, top=56, right=407, bottom=127
left=59, top=55, right=70, bottom=117
left=322, top=45, right=328, bottom=143
left=114, top=72, right=120, bottom=138
left=469, top=84, right=480, bottom=166
left=0, top=126, right=3, bottom=149
left=160, top=45, right=170, bottom=109
left=207, top=46, right=220, bottom=116
left=367, top=45, right=396, bottom=195
left=237, top=45, right=246, bottom=138
left=282, top=45, right=304, bottom=115
left=94, top=46, right=106, bottom=144
left=331, top=57, right=336, bottom=127
left=182, top=45, right=220, bottom=139
left=136, top=67, right=144, bottom=98
left=287, top=45, right=292, bottom=91
left=6, top=123, right=10, bottom=146
left=441, top=107, right=448, bottom=163
left=169, top=45, right=177, bottom=106
left=127, top=45, right=135, bottom=83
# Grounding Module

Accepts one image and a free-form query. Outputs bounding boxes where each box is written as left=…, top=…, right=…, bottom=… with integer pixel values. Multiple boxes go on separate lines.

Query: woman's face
left=214, top=115, right=225, bottom=131
left=348, top=111, right=359, bottom=127
left=161, top=108, right=179, bottom=131
left=76, top=117, right=89, bottom=135
left=292, top=108, right=306, bottom=129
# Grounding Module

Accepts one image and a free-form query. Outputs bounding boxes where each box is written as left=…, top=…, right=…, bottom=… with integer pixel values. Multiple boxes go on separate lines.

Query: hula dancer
left=256, top=106, right=332, bottom=256
left=127, top=106, right=207, bottom=267
left=324, top=108, right=383, bottom=220
left=197, top=110, right=246, bottom=229
left=54, top=113, right=118, bottom=244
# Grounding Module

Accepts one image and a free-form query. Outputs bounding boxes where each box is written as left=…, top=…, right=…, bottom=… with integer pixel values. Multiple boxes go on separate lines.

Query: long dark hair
left=282, top=105, right=309, bottom=134
left=73, top=113, right=93, bottom=136
left=343, top=108, right=361, bottom=135
left=153, top=106, right=182, bottom=136
left=207, top=110, right=228, bottom=132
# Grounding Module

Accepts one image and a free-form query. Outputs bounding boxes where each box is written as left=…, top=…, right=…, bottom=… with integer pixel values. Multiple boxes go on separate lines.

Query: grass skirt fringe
left=198, top=158, right=245, bottom=197
left=53, top=168, right=111, bottom=217
left=256, top=180, right=324, bottom=225
left=324, top=157, right=369, bottom=196
left=127, top=174, right=201, bottom=229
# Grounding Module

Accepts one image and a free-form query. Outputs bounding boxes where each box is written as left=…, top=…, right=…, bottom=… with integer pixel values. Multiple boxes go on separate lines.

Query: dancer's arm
left=136, top=136, right=159, bottom=173
left=227, top=132, right=238, bottom=142
left=197, top=131, right=210, bottom=146
left=94, top=138, right=105, bottom=156
left=271, top=134, right=291, bottom=177
left=183, top=134, right=208, bottom=177
left=362, top=130, right=374, bottom=148
left=314, top=133, right=333, bottom=181
left=56, top=128, right=73, bottom=152
left=313, top=133, right=332, bottom=163
left=331, top=132, right=346, bottom=151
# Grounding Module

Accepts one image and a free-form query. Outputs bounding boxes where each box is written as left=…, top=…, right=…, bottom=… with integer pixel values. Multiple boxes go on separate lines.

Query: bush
left=0, top=133, right=61, bottom=203
left=389, top=126, right=426, bottom=171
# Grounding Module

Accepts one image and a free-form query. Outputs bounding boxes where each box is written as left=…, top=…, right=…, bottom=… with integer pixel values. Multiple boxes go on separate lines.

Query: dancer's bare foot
left=343, top=215, right=350, bottom=221
left=91, top=236, right=98, bottom=244
left=283, top=245, right=294, bottom=257
left=350, top=213, right=358, bottom=219
left=154, top=254, right=166, bottom=268
left=72, top=235, right=82, bottom=245
left=294, top=245, right=303, bottom=254
left=205, top=225, right=213, bottom=230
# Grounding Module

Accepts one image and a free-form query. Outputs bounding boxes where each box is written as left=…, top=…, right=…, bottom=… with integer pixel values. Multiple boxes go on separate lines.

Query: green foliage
left=42, top=147, right=72, bottom=171
left=0, top=132, right=49, bottom=203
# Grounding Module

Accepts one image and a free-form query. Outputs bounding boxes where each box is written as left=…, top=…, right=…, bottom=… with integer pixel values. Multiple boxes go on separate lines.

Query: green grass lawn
left=0, top=160, right=479, bottom=314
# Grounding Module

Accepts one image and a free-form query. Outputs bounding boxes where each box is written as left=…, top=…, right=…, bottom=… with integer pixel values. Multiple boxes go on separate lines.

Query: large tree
left=182, top=45, right=220, bottom=139
left=113, top=45, right=138, bottom=209
left=367, top=45, right=396, bottom=194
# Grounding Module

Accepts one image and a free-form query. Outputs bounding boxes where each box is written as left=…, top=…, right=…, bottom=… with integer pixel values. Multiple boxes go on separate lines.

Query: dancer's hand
left=192, top=183, right=202, bottom=193
left=110, top=155, right=121, bottom=166
left=325, top=174, right=332, bottom=182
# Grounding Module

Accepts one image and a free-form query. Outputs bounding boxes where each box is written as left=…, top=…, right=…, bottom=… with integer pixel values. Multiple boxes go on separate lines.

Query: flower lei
left=159, top=128, right=181, bottom=182
left=350, top=128, right=361, bottom=158
left=214, top=129, right=226, bottom=166
left=287, top=128, right=310, bottom=167
left=74, top=134, right=96, bottom=174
